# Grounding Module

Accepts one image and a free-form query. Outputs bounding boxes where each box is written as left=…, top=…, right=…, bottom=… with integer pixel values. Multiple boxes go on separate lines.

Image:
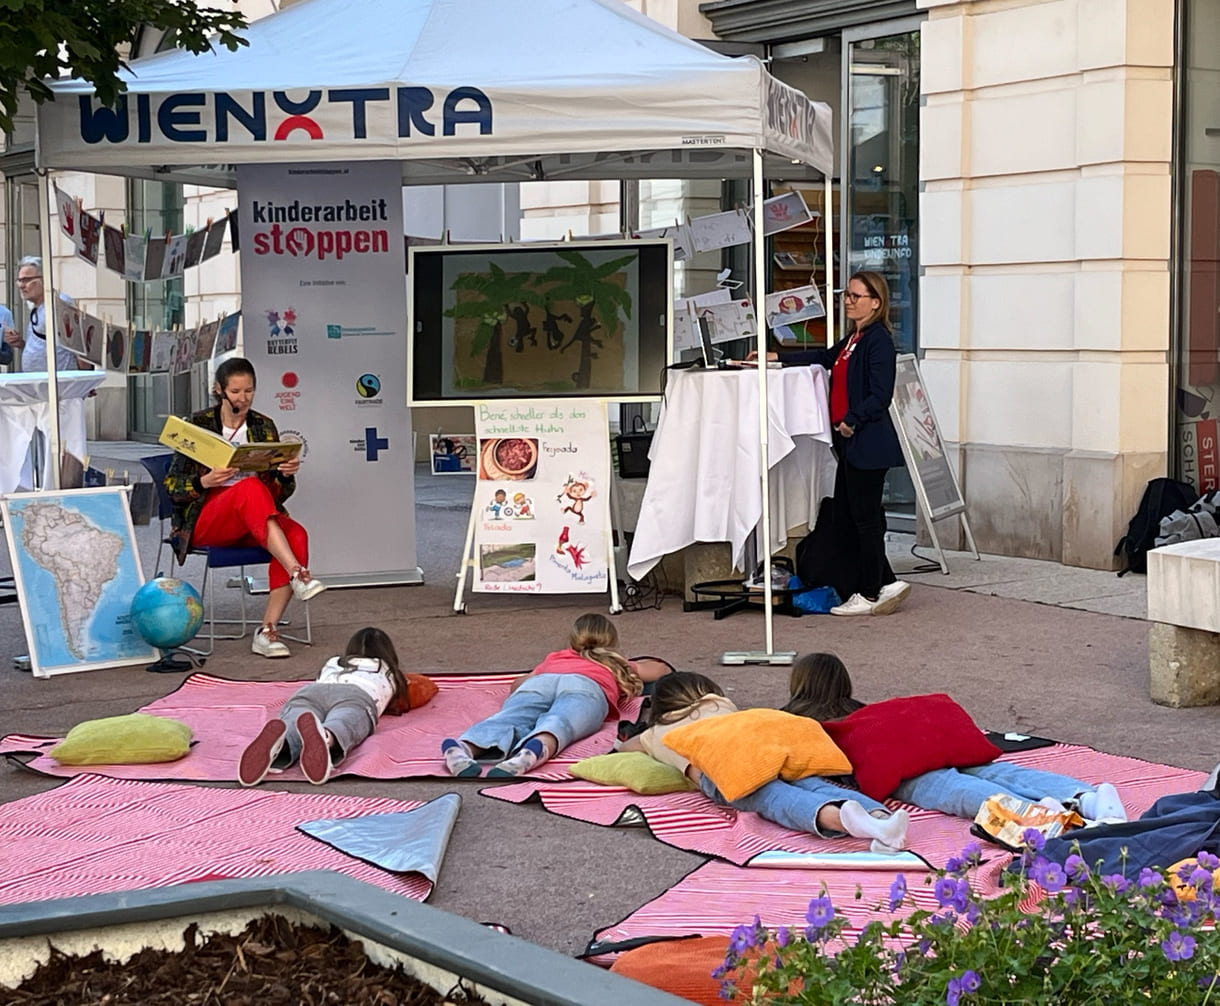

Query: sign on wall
left=471, top=399, right=610, bottom=593
left=238, top=162, right=420, bottom=585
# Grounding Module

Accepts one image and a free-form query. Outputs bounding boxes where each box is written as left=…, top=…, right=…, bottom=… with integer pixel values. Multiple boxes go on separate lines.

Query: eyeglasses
left=843, top=291, right=875, bottom=302
left=16, top=276, right=41, bottom=285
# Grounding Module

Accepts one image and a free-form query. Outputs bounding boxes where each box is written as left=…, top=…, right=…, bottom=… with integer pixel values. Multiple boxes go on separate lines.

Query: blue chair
left=140, top=453, right=311, bottom=656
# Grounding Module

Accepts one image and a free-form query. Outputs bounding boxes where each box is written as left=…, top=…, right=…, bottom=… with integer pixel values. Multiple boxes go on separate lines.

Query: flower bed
left=718, top=833, right=1220, bottom=1005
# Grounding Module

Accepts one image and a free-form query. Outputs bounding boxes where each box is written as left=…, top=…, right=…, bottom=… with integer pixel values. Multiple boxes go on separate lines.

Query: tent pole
left=37, top=172, right=62, bottom=490
left=753, top=150, right=774, bottom=656
left=824, top=173, right=835, bottom=346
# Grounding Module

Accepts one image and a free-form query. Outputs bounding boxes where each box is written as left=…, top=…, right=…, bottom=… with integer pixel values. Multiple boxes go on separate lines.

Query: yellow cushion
left=570, top=752, right=697, bottom=794
left=50, top=713, right=193, bottom=765
left=663, top=708, right=851, bottom=801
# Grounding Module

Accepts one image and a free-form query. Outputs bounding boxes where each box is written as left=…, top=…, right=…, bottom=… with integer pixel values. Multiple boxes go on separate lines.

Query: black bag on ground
left=1114, top=477, right=1198, bottom=576
left=795, top=496, right=859, bottom=602
left=614, top=416, right=653, bottom=478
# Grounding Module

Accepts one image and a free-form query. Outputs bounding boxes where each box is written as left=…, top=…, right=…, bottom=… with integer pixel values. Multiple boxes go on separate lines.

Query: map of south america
left=20, top=502, right=123, bottom=659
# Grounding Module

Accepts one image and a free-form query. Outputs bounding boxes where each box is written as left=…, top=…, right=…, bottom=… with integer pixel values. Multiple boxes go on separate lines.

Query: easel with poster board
left=889, top=354, right=980, bottom=572
left=452, top=399, right=621, bottom=614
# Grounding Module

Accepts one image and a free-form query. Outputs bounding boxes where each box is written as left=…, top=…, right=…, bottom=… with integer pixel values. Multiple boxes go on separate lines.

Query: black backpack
left=1114, top=477, right=1198, bottom=576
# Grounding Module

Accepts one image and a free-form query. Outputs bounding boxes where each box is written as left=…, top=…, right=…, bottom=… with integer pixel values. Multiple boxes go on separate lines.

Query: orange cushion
left=406, top=674, right=439, bottom=710
left=663, top=708, right=851, bottom=801
left=610, top=936, right=732, bottom=1005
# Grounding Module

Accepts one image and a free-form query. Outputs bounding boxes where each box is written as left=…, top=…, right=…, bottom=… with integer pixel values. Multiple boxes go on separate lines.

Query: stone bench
left=1147, top=539, right=1220, bottom=707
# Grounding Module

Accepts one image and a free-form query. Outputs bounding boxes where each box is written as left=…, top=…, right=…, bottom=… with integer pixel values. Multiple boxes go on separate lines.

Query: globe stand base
left=146, top=649, right=204, bottom=674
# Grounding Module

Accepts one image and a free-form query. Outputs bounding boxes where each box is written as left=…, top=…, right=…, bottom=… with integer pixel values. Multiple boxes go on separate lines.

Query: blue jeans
left=891, top=762, right=1091, bottom=820
left=461, top=673, right=609, bottom=757
left=700, top=773, right=889, bottom=838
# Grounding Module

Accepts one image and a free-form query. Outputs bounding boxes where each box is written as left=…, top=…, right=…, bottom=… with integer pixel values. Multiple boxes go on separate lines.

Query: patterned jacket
left=164, top=405, right=295, bottom=565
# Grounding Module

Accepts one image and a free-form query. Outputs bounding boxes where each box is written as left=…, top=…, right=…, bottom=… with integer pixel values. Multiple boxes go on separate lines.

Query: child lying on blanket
left=442, top=613, right=672, bottom=779
left=239, top=626, right=418, bottom=786
left=621, top=671, right=910, bottom=849
left=783, top=652, right=1128, bottom=823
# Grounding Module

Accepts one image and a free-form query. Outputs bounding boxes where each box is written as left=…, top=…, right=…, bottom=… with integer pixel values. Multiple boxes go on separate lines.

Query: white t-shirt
left=639, top=694, right=739, bottom=773
left=218, top=421, right=255, bottom=486
left=23, top=295, right=80, bottom=373
left=316, top=655, right=397, bottom=716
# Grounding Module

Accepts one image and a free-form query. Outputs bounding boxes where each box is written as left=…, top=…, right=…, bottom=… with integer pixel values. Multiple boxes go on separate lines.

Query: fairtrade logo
left=282, top=372, right=299, bottom=389
left=356, top=374, right=380, bottom=398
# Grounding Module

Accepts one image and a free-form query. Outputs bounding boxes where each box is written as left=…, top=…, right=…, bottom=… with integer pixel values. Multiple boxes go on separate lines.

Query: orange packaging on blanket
left=405, top=674, right=438, bottom=710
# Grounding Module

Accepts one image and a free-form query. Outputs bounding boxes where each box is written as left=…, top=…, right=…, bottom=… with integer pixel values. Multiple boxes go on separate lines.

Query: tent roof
left=35, top=0, right=832, bottom=186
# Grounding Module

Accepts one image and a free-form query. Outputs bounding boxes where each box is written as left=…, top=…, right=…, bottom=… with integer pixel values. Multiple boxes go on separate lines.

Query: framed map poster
left=1, top=486, right=158, bottom=677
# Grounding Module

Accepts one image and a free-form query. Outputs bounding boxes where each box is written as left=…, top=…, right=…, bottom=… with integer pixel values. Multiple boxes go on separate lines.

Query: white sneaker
left=830, top=593, right=876, bottom=616
left=252, top=625, right=290, bottom=658
left=871, top=580, right=911, bottom=615
left=290, top=567, right=327, bottom=603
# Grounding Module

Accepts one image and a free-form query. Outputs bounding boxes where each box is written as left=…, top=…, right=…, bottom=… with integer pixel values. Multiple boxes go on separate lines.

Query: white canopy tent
left=34, top=0, right=835, bottom=657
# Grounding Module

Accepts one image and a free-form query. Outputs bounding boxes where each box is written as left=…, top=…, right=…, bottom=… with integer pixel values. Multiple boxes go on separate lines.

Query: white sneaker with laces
left=871, top=580, right=911, bottom=615
left=252, top=625, right=290, bottom=658
left=290, top=567, right=327, bottom=603
left=830, top=593, right=876, bottom=616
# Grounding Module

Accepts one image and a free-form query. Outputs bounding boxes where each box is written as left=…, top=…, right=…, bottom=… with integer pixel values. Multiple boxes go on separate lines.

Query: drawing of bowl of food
left=479, top=437, right=539, bottom=480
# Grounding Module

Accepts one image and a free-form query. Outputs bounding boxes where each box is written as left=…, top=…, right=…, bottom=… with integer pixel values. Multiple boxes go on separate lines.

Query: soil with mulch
left=4, top=913, right=496, bottom=1005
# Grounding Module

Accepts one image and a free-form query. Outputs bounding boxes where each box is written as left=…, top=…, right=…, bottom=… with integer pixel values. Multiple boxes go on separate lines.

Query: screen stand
left=721, top=650, right=797, bottom=666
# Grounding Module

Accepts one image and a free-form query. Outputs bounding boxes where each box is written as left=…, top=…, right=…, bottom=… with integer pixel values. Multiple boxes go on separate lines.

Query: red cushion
left=822, top=693, right=1001, bottom=801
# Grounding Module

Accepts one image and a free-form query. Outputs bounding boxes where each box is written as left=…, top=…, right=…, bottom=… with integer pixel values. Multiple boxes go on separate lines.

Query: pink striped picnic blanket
left=0, top=672, right=640, bottom=784
left=0, top=775, right=437, bottom=905
left=486, top=745, right=1205, bottom=869
left=585, top=859, right=952, bottom=964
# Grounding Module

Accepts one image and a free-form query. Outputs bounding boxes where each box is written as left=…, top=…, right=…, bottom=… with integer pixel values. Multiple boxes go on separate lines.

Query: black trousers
left=830, top=443, right=895, bottom=601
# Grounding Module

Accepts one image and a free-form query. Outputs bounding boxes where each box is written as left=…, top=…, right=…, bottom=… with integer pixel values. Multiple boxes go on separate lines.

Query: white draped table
left=0, top=371, right=104, bottom=493
left=626, top=366, right=836, bottom=581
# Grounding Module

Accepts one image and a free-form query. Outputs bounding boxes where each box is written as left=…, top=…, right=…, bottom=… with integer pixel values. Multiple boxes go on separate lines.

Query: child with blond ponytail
left=442, top=613, right=669, bottom=778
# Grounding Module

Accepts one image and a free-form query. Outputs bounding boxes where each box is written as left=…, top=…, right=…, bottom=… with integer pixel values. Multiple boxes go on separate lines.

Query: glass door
left=841, top=21, right=922, bottom=521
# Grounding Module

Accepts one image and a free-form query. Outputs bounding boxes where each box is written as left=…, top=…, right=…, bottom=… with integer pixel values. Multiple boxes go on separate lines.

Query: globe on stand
left=129, top=577, right=205, bottom=673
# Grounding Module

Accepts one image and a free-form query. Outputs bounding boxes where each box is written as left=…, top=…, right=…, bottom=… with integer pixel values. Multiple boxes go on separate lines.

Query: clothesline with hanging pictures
left=50, top=298, right=242, bottom=376
left=630, top=190, right=818, bottom=263
left=55, top=184, right=235, bottom=283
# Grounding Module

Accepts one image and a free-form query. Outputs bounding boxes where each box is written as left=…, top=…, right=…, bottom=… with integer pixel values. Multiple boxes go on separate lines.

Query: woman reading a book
left=164, top=356, right=326, bottom=659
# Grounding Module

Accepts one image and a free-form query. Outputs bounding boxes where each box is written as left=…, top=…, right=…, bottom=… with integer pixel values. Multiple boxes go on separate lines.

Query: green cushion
left=570, top=751, right=696, bottom=794
left=50, top=713, right=193, bottom=765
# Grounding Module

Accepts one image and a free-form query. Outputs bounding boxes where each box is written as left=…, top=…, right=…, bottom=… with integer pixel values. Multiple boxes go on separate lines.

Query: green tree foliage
left=0, top=0, right=249, bottom=133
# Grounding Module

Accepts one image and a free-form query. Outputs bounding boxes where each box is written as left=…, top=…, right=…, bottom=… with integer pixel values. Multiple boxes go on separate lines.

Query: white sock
left=839, top=800, right=909, bottom=850
left=1078, top=783, right=1126, bottom=822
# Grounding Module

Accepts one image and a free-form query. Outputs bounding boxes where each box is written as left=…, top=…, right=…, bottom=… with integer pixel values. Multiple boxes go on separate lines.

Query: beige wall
left=919, top=0, right=1174, bottom=567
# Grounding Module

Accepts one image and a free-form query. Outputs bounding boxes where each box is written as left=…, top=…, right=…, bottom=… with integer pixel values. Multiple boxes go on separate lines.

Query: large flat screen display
left=409, top=240, right=672, bottom=405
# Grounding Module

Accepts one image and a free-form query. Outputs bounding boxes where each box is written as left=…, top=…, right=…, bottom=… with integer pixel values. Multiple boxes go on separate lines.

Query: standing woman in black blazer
left=758, top=271, right=909, bottom=616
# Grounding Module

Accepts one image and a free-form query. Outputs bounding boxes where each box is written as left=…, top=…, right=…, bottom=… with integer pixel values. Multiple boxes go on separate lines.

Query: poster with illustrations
left=80, top=312, right=106, bottom=367
left=105, top=323, right=129, bottom=373
left=762, top=191, right=814, bottom=236
left=890, top=354, right=965, bottom=521
left=149, top=330, right=176, bottom=373
left=214, top=311, right=241, bottom=355
left=764, top=284, right=826, bottom=330
left=77, top=209, right=103, bottom=267
left=472, top=399, right=610, bottom=593
left=129, top=330, right=153, bottom=373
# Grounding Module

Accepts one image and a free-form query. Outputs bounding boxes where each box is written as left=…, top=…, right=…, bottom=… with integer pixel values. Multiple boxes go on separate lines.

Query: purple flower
left=945, top=855, right=964, bottom=874
left=961, top=970, right=981, bottom=993
left=1190, top=867, right=1213, bottom=892
left=947, top=979, right=962, bottom=1006
left=1138, top=867, right=1161, bottom=889
left=1102, top=873, right=1130, bottom=894
left=1179, top=861, right=1197, bottom=883
left=1036, top=861, right=1067, bottom=893
left=1064, top=854, right=1089, bottom=880
left=775, top=925, right=791, bottom=949
left=961, top=841, right=983, bottom=863
left=935, top=876, right=959, bottom=908
left=729, top=916, right=763, bottom=956
left=1023, top=828, right=1046, bottom=852
left=889, top=874, right=907, bottom=911
left=1198, top=851, right=1220, bottom=871
left=806, top=895, right=835, bottom=932
left=1163, top=929, right=1196, bottom=962
left=946, top=968, right=981, bottom=1006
